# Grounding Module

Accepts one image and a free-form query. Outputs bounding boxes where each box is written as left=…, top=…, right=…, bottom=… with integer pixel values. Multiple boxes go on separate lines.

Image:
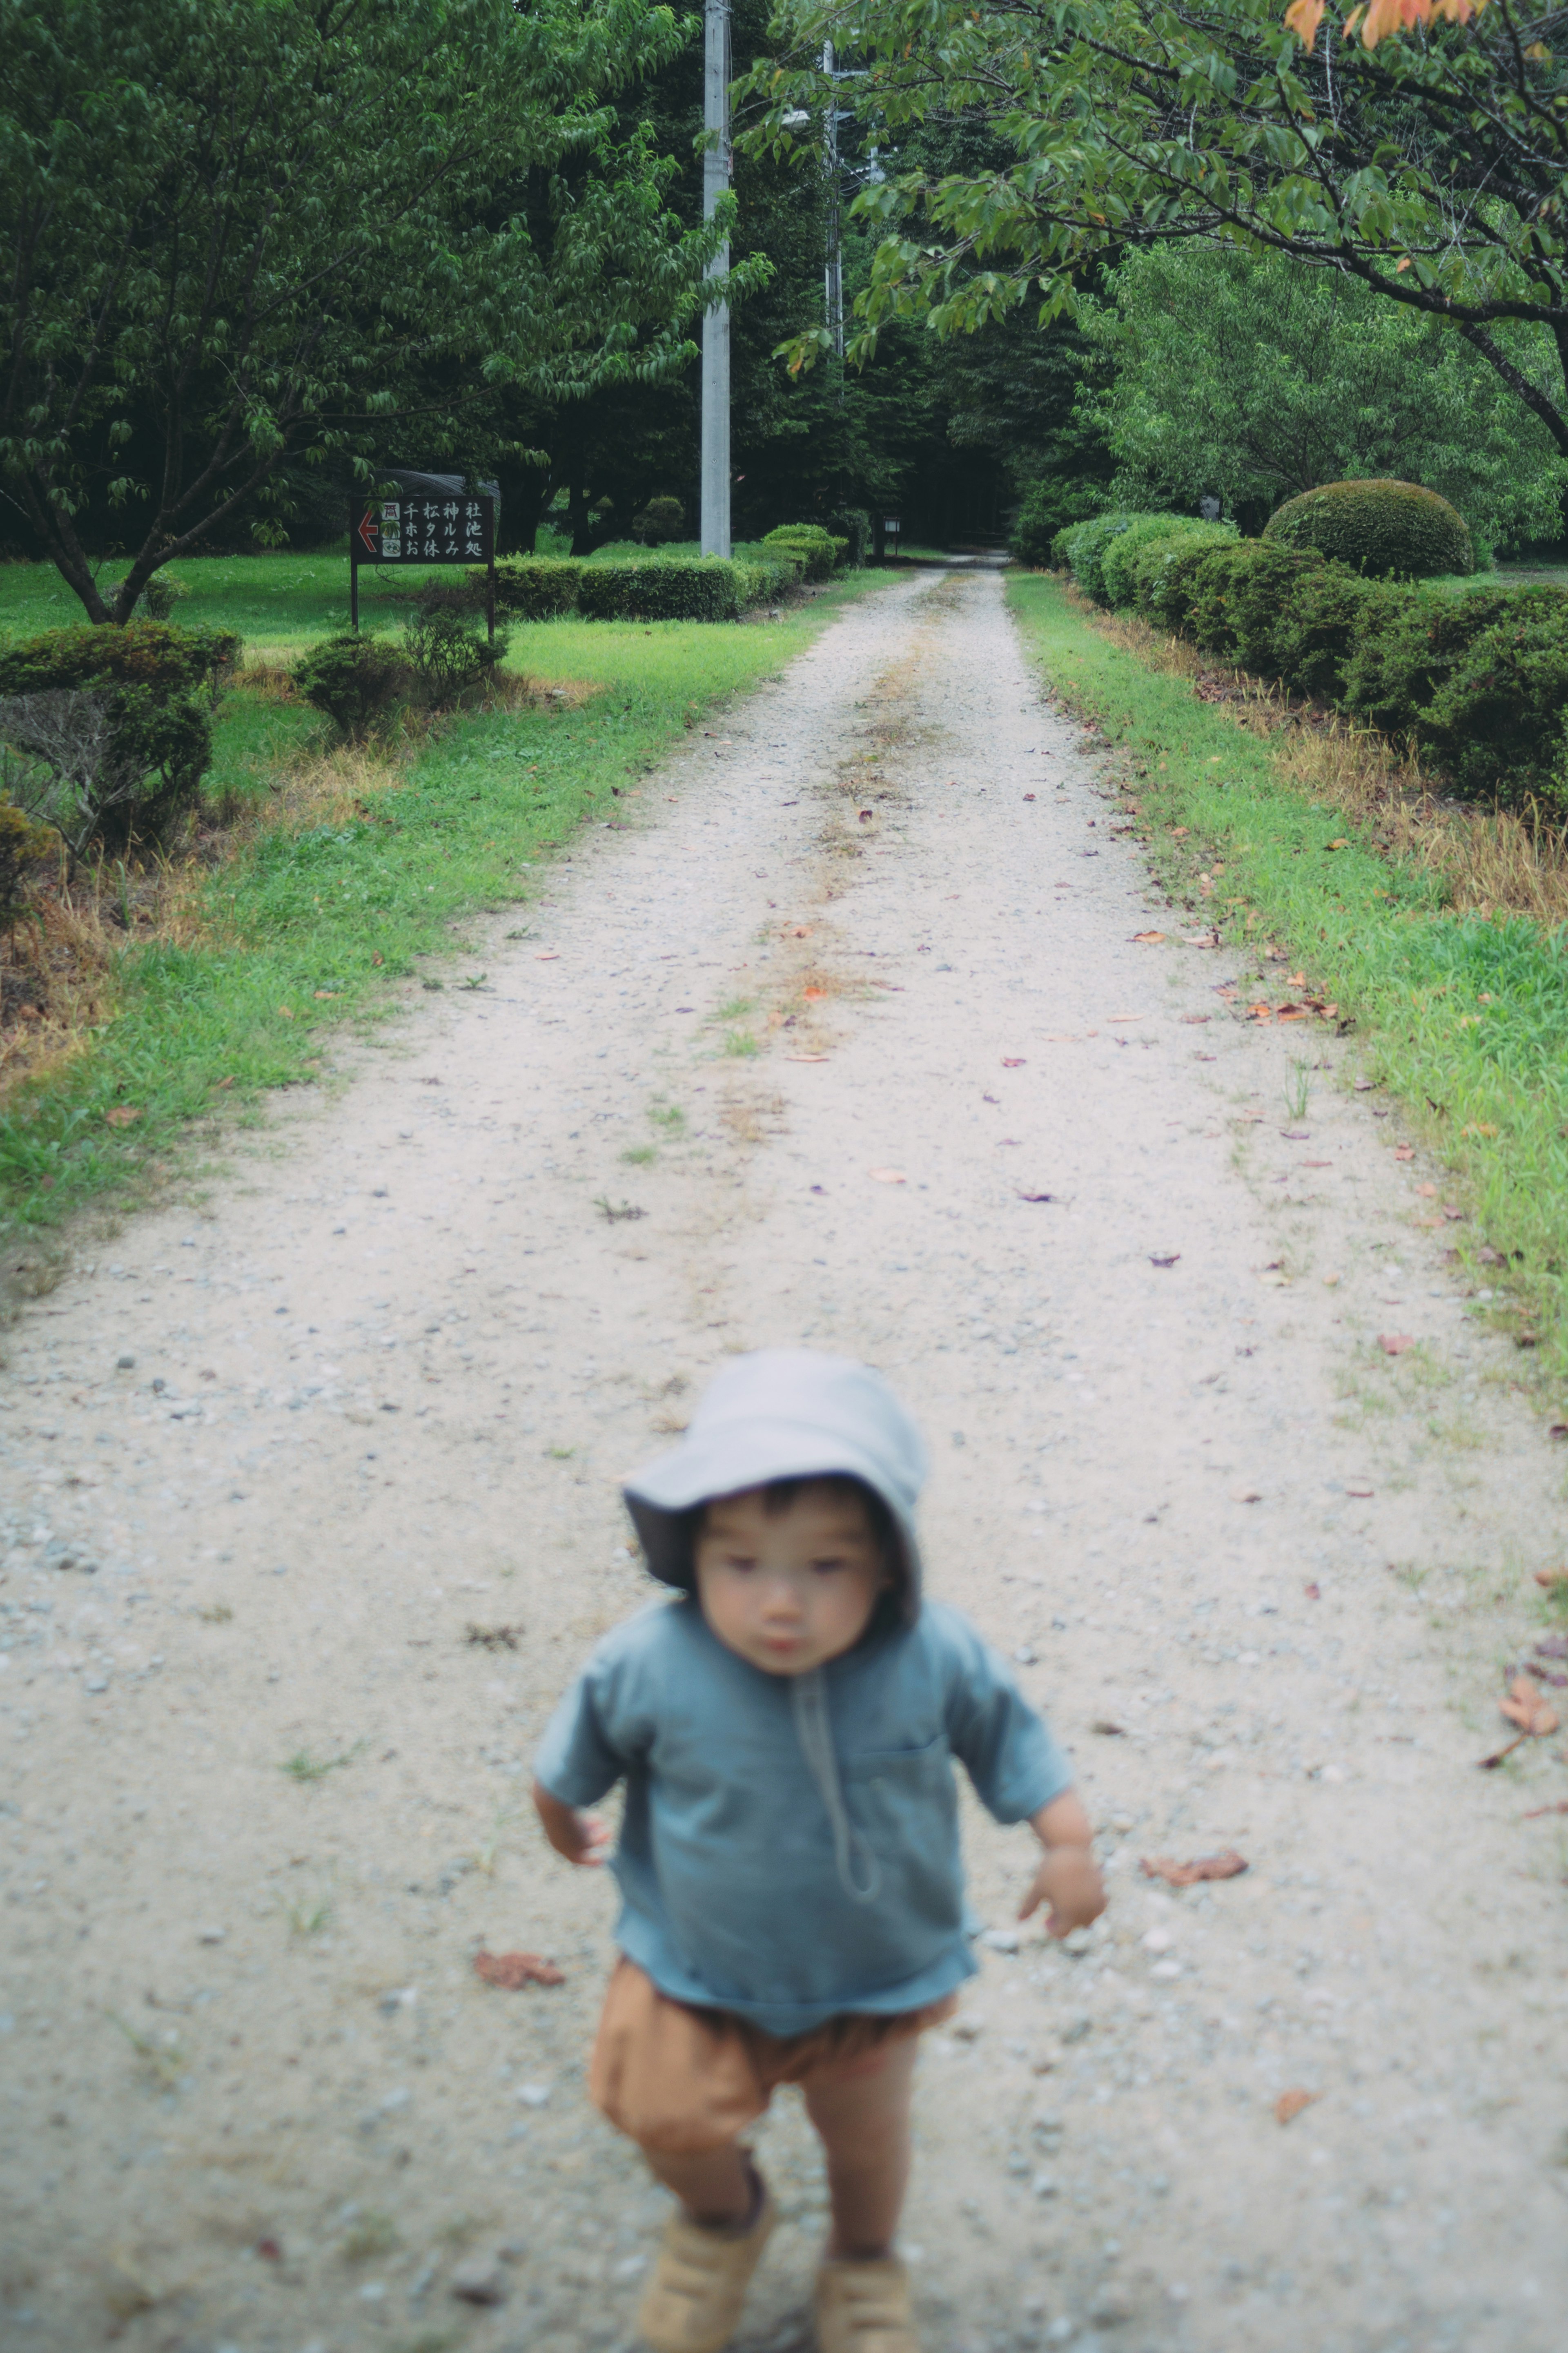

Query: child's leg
left=641, top=2141, right=757, bottom=2230
left=802, top=2035, right=919, bottom=2260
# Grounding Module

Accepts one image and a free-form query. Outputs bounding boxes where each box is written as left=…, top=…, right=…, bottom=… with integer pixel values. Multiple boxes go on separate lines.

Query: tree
left=1082, top=243, right=1565, bottom=548
left=0, top=0, right=731, bottom=622
left=740, top=0, right=1568, bottom=454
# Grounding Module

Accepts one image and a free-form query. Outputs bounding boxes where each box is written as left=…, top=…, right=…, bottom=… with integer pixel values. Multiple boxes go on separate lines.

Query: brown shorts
left=588, top=1958, right=958, bottom=2155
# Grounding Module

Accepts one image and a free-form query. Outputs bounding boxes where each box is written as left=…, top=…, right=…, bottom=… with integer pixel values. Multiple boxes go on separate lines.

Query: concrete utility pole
left=700, top=0, right=732, bottom=560
left=823, top=42, right=844, bottom=364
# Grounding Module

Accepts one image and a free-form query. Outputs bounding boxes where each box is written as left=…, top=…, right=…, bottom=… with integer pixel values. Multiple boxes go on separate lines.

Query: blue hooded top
left=533, top=1349, right=1073, bottom=2034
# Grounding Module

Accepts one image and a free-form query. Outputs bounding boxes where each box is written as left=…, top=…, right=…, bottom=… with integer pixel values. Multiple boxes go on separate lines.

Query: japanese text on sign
left=355, top=496, right=492, bottom=564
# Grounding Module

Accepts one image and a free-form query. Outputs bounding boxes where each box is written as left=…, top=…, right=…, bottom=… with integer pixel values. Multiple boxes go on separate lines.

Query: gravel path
left=3, top=567, right=1566, bottom=2353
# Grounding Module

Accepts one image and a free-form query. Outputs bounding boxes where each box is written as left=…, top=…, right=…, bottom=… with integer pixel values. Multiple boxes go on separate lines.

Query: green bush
left=1013, top=478, right=1111, bottom=568
left=0, top=791, right=56, bottom=932
left=404, top=600, right=509, bottom=707
left=1127, top=522, right=1240, bottom=626
left=1057, top=511, right=1159, bottom=604
left=141, top=573, right=190, bottom=621
left=1101, top=515, right=1212, bottom=610
left=1263, top=479, right=1474, bottom=580
left=577, top=562, right=743, bottom=622
left=632, top=495, right=686, bottom=546
left=733, top=556, right=796, bottom=609
left=1417, top=604, right=1568, bottom=808
left=1339, top=586, right=1557, bottom=737
left=292, top=633, right=408, bottom=740
left=762, top=524, right=838, bottom=583
left=1268, top=564, right=1396, bottom=704
left=0, top=620, right=236, bottom=853
left=825, top=508, right=872, bottom=567
left=485, top=558, right=584, bottom=618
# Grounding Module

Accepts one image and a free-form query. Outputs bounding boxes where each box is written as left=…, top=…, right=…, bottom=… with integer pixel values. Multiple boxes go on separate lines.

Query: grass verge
left=1007, top=568, right=1568, bottom=1390
left=0, top=574, right=891, bottom=1257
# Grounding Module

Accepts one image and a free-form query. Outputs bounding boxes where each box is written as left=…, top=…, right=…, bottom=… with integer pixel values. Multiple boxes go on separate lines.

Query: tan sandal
left=637, top=2177, right=775, bottom=2353
left=814, top=2256, right=920, bottom=2353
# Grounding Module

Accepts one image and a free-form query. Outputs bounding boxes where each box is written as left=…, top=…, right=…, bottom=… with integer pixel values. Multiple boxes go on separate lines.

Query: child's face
left=693, top=1482, right=891, bottom=1677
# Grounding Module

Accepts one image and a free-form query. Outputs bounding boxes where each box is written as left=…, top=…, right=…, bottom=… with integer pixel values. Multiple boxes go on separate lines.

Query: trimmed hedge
left=488, top=558, right=585, bottom=618
left=763, top=524, right=840, bottom=583
left=1085, top=513, right=1568, bottom=811
left=1263, top=478, right=1474, bottom=580
left=0, top=620, right=238, bottom=852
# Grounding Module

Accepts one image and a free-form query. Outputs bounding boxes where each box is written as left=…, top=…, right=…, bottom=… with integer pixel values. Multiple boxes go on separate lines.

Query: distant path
left=2, top=568, right=1565, bottom=2353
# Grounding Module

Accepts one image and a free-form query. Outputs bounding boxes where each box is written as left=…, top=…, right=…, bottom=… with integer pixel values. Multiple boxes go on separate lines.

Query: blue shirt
left=534, top=1596, right=1074, bottom=2035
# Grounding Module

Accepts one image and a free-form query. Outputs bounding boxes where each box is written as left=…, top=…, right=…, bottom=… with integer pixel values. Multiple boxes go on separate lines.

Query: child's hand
left=532, top=1779, right=611, bottom=1867
left=1019, top=1844, right=1106, bottom=1937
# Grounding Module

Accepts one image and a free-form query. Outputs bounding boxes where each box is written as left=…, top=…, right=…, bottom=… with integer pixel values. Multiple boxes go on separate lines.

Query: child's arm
left=1017, top=1789, right=1106, bottom=1938
left=532, top=1778, right=612, bottom=1867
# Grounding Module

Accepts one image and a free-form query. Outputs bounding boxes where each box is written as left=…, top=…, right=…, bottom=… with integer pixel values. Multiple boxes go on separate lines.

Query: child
left=533, top=1349, right=1104, bottom=2353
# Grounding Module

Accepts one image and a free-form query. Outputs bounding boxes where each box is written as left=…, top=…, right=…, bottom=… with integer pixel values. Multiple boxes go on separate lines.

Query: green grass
left=1008, top=570, right=1568, bottom=1378
left=0, top=558, right=891, bottom=1243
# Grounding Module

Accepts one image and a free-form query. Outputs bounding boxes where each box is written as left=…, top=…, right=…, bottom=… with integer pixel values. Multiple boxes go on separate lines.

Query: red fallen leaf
left=1524, top=1663, right=1568, bottom=1687
left=1393, top=1144, right=1414, bottom=1161
left=1275, top=2088, right=1321, bottom=2124
left=1001, top=1056, right=1026, bottom=1067
left=1501, top=1676, right=1559, bottom=1737
left=803, top=986, right=826, bottom=1001
left=1140, top=1850, right=1249, bottom=1887
left=1304, top=1581, right=1321, bottom=1599
left=1535, top=1635, right=1568, bottom=1658
left=1017, top=1190, right=1058, bottom=1204
left=1023, top=792, right=1036, bottom=802
left=1149, top=1252, right=1180, bottom=1267
left=255, top=2237, right=283, bottom=2262
left=1523, top=1800, right=1568, bottom=1819
left=103, top=1106, right=143, bottom=1128
left=1345, top=1483, right=1374, bottom=1498
left=473, top=1950, right=565, bottom=1989
left=1378, top=1334, right=1414, bottom=1355
left=858, top=807, right=874, bottom=821
left=1416, top=1182, right=1437, bottom=1197
left=1354, top=1077, right=1376, bottom=1091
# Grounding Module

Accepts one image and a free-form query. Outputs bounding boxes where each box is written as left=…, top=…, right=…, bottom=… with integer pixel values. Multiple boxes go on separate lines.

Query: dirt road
left=3, top=567, right=1566, bottom=2353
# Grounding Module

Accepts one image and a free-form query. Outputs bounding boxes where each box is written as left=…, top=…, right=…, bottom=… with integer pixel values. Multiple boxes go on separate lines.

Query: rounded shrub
left=292, top=632, right=409, bottom=739
left=762, top=524, right=839, bottom=582
left=1263, top=479, right=1474, bottom=580
left=1416, top=602, right=1568, bottom=809
left=632, top=495, right=686, bottom=546
left=1101, top=515, right=1220, bottom=610
left=1127, top=521, right=1239, bottom=626
left=1058, top=511, right=1158, bottom=604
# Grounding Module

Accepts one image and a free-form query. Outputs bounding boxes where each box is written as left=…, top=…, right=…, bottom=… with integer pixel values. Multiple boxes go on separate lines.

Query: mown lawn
left=0, top=556, right=893, bottom=1243
left=1007, top=569, right=1568, bottom=1385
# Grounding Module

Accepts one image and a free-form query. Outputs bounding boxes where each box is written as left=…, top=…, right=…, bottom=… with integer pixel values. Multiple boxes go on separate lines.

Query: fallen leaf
left=1415, top=1182, right=1437, bottom=1198
left=869, top=1168, right=906, bottom=1184
left=1286, top=972, right=1306, bottom=988
left=1501, top=1676, right=1559, bottom=1737
left=312, top=990, right=339, bottom=1000
left=803, top=987, right=826, bottom=1001
left=1132, top=930, right=1165, bottom=944
left=1149, top=1252, right=1180, bottom=1268
left=1001, top=1056, right=1026, bottom=1068
left=1534, top=1566, right=1568, bottom=1588
left=214, top=1075, right=234, bottom=1091
left=1303, top=1581, right=1321, bottom=1599
left=535, top=952, right=560, bottom=961
left=786, top=1053, right=829, bottom=1063
left=1344, top=1483, right=1375, bottom=1499
left=1535, top=1635, right=1568, bottom=1658
left=1023, top=792, right=1036, bottom=802
left=1275, top=2089, right=1321, bottom=2125
left=372, top=950, right=384, bottom=966
left=255, top=2236, right=283, bottom=2262
left=1182, top=1014, right=1211, bottom=1025
left=1017, top=1191, right=1058, bottom=1204
left=1324, top=837, right=1348, bottom=851
left=1140, top=1851, right=1249, bottom=1887
left=1231, top=1485, right=1262, bottom=1504
left=276, top=1006, right=294, bottom=1020
left=1378, top=1334, right=1414, bottom=1356
left=1522, top=1800, right=1568, bottom=1819
left=1089, top=1718, right=1126, bottom=1737
left=473, top=1950, right=564, bottom=1990
left=1393, top=1144, right=1414, bottom=1161
left=1107, top=1013, right=1143, bottom=1024
left=103, top=1106, right=143, bottom=1128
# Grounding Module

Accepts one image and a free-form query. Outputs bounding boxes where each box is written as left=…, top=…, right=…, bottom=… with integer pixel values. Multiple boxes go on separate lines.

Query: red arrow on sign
left=356, top=511, right=379, bottom=557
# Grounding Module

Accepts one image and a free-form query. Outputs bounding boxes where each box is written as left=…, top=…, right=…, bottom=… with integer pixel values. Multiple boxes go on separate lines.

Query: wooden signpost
left=350, top=485, right=497, bottom=644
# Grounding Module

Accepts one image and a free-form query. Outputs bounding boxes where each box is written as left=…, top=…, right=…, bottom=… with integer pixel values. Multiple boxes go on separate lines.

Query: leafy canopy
left=740, top=0, right=1568, bottom=455
left=1, top=0, right=738, bottom=622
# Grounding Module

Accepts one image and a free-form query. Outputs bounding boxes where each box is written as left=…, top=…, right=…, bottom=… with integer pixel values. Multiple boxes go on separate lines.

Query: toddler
left=533, top=1349, right=1104, bottom=2353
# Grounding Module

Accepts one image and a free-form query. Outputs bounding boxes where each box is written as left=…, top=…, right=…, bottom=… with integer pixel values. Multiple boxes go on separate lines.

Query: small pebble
left=450, top=2255, right=509, bottom=2307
